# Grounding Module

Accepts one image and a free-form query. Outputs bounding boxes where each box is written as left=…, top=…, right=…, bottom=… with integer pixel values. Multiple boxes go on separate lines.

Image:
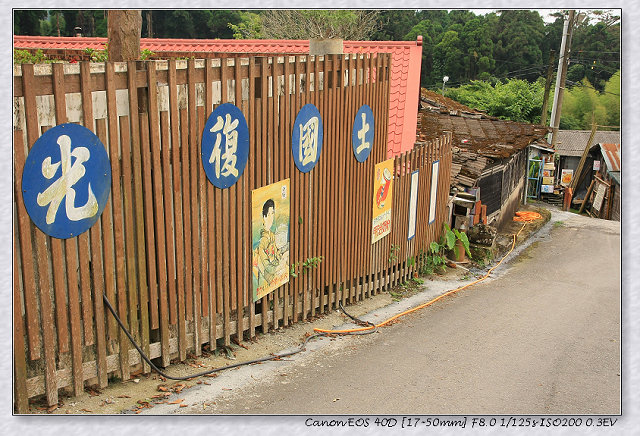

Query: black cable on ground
left=339, top=301, right=377, bottom=329
left=103, top=293, right=376, bottom=382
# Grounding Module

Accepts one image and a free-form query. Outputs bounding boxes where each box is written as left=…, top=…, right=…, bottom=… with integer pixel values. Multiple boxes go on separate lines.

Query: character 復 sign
left=201, top=103, right=250, bottom=189
left=372, top=158, right=394, bottom=244
left=252, top=179, right=290, bottom=301
left=292, top=104, right=323, bottom=173
left=352, top=104, right=374, bottom=162
left=21, top=123, right=111, bottom=239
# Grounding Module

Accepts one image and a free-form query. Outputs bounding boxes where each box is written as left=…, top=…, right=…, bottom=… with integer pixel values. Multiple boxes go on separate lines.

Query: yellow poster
left=372, top=158, right=394, bottom=244
left=252, top=179, right=290, bottom=301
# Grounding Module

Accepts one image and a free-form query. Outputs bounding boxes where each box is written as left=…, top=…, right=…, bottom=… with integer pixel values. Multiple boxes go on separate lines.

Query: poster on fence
left=372, top=158, right=394, bottom=244
left=428, top=160, right=440, bottom=224
left=252, top=179, right=290, bottom=301
left=408, top=170, right=419, bottom=240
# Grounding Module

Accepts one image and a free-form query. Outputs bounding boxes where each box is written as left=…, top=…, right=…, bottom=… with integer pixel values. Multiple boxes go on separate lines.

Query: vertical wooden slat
left=218, top=59, right=231, bottom=346
left=272, top=58, right=281, bottom=329
left=247, top=57, right=256, bottom=338
left=319, top=56, right=329, bottom=313
left=53, top=63, right=83, bottom=396
left=260, top=59, right=269, bottom=333
left=178, top=107, right=193, bottom=325
left=195, top=104, right=206, bottom=353
left=309, top=56, right=318, bottom=316
left=120, top=114, right=140, bottom=364
left=205, top=58, right=219, bottom=346
left=13, top=163, right=30, bottom=414
left=168, top=60, right=187, bottom=361
left=95, top=117, right=120, bottom=347
left=179, top=108, right=194, bottom=323
left=288, top=56, right=298, bottom=324
left=14, top=129, right=41, bottom=360
left=127, top=61, right=150, bottom=374
left=147, top=62, right=171, bottom=367
left=160, top=111, right=178, bottom=326
left=301, top=56, right=310, bottom=319
left=17, top=65, right=59, bottom=405
left=78, top=62, right=95, bottom=346
left=105, top=63, right=130, bottom=381
left=234, top=59, right=244, bottom=341
left=187, top=60, right=202, bottom=355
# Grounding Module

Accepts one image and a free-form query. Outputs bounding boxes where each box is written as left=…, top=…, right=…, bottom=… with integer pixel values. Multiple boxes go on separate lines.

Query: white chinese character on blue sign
left=292, top=104, right=323, bottom=173
left=22, top=123, right=112, bottom=239
left=202, top=103, right=249, bottom=188
left=352, top=104, right=374, bottom=162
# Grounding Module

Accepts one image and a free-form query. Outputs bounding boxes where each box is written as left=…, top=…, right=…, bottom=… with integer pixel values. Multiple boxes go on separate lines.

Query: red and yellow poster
left=252, top=179, right=290, bottom=301
left=372, top=158, right=394, bottom=244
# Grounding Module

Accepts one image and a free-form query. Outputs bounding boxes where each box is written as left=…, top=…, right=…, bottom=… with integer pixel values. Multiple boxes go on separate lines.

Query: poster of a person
left=251, top=179, right=290, bottom=301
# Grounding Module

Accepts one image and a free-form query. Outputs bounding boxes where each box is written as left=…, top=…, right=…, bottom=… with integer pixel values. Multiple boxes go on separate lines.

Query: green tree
left=561, top=78, right=607, bottom=129
left=601, top=70, right=620, bottom=128
left=371, top=10, right=422, bottom=41
left=493, top=10, right=546, bottom=81
left=446, top=78, right=545, bottom=123
left=14, top=10, right=47, bottom=35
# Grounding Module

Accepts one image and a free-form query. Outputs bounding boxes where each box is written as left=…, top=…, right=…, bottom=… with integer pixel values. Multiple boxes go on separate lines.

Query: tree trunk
left=107, top=10, right=142, bottom=62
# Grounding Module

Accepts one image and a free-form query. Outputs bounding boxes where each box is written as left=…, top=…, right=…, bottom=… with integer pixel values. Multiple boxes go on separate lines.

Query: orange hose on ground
left=314, top=214, right=541, bottom=335
left=513, top=211, right=542, bottom=222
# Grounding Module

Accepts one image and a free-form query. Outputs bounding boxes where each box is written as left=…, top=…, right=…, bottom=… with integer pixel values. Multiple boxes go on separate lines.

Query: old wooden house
left=417, top=89, right=551, bottom=230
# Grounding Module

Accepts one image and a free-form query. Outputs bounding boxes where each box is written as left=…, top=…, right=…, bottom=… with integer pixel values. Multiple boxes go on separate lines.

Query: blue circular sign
left=352, top=104, right=375, bottom=162
left=292, top=104, right=323, bottom=173
left=201, top=103, right=250, bottom=189
left=21, top=123, right=112, bottom=239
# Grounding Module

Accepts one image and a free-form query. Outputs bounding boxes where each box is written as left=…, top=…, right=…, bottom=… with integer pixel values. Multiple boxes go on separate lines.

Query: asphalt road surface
left=165, top=210, right=622, bottom=415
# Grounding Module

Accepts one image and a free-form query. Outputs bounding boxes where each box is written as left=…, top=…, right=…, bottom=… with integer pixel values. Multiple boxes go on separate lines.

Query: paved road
left=160, top=210, right=622, bottom=415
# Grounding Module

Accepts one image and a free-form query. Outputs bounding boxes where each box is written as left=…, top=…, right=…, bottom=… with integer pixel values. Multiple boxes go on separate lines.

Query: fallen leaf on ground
left=168, top=399, right=184, bottom=405
left=180, top=404, right=188, bottom=408
left=81, top=408, right=93, bottom=413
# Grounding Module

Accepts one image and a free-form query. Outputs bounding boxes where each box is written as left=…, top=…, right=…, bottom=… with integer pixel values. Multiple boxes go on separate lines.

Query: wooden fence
left=13, top=54, right=452, bottom=412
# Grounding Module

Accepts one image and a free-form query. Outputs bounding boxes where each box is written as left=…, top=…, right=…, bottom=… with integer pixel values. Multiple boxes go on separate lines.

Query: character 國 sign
left=21, top=123, right=112, bottom=239
left=292, top=104, right=323, bottom=173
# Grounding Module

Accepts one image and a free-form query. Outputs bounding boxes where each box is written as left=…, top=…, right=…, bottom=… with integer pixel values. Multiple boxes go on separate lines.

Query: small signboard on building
left=561, top=169, right=573, bottom=187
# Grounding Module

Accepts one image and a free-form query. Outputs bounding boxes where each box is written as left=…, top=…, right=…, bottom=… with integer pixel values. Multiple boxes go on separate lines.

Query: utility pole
left=549, top=10, right=576, bottom=147
left=540, top=49, right=556, bottom=126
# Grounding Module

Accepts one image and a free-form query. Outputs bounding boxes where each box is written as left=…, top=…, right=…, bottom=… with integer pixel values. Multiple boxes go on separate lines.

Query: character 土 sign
left=21, top=123, right=112, bottom=239
left=352, top=104, right=374, bottom=162
left=292, top=104, right=323, bottom=173
left=201, top=103, right=250, bottom=189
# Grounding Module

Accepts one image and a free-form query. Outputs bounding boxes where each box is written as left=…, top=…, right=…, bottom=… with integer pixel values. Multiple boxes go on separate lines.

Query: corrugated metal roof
left=599, top=143, right=621, bottom=172
left=554, top=130, right=621, bottom=156
left=14, top=35, right=424, bottom=159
